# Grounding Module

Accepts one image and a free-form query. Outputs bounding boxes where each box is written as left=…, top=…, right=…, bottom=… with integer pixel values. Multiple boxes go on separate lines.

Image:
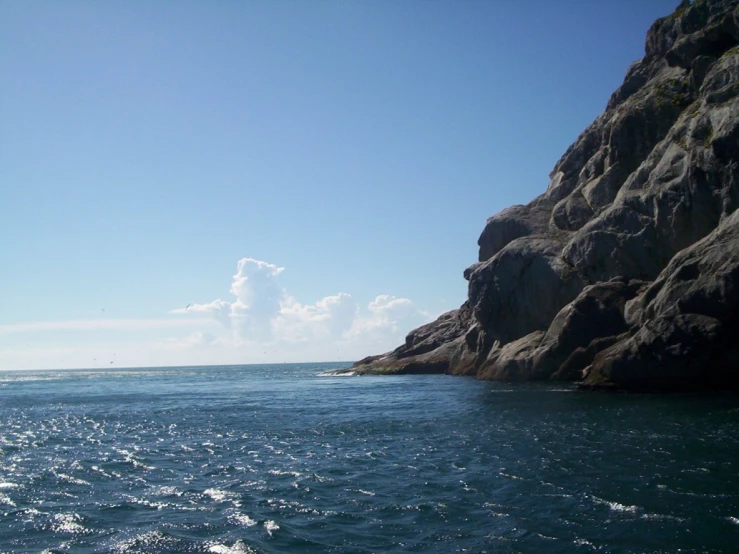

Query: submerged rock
left=348, top=0, right=739, bottom=391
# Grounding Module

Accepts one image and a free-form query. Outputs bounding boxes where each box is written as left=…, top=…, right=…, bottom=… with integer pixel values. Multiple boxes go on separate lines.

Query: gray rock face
left=585, top=208, right=739, bottom=390
left=475, top=277, right=647, bottom=381
left=476, top=204, right=553, bottom=262
left=468, top=237, right=584, bottom=344
left=348, top=0, right=739, bottom=391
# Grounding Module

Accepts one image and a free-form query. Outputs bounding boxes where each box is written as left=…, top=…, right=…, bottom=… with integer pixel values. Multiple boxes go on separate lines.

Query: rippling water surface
left=1, top=363, right=738, bottom=553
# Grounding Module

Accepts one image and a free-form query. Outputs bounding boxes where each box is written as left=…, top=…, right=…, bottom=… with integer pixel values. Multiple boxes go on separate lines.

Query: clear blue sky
left=1, top=0, right=679, bottom=369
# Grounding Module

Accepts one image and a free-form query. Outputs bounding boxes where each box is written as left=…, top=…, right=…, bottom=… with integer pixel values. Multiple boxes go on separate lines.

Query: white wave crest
left=264, top=520, right=279, bottom=536
left=207, top=540, right=255, bottom=554
left=228, top=511, right=257, bottom=527
left=591, top=496, right=639, bottom=513
left=204, top=488, right=233, bottom=502
left=52, top=512, right=87, bottom=534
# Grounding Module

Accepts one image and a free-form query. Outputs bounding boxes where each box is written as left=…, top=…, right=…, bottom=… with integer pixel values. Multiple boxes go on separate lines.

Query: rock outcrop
left=348, top=0, right=739, bottom=392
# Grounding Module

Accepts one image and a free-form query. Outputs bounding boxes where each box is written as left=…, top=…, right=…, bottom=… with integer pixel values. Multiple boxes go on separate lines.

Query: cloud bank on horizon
left=170, top=257, right=430, bottom=351
left=0, top=257, right=434, bottom=370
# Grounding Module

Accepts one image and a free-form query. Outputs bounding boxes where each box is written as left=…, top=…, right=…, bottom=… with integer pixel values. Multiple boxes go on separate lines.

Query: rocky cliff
left=349, top=0, right=739, bottom=391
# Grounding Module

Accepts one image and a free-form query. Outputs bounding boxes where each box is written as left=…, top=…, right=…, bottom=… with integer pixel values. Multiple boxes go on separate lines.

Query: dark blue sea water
left=1, top=364, right=738, bottom=553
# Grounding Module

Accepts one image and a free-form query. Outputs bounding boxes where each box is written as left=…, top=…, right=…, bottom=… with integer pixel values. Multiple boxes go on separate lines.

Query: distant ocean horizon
left=1, top=363, right=738, bottom=553
left=0, top=361, right=357, bottom=373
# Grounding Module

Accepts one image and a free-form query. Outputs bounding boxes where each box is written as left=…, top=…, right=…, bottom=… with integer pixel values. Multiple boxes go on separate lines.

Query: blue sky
left=1, top=0, right=679, bottom=369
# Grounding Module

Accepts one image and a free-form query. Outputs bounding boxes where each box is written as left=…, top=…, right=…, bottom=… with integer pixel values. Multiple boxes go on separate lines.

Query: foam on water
left=227, top=510, right=258, bottom=527
left=207, top=540, right=255, bottom=554
left=52, top=513, right=87, bottom=534
left=591, top=495, right=640, bottom=513
left=204, top=488, right=234, bottom=503
left=263, top=520, right=279, bottom=536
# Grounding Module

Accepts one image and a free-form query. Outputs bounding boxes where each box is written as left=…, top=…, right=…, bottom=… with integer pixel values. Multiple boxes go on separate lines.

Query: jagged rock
left=472, top=277, right=647, bottom=381
left=545, top=124, right=603, bottom=204
left=533, top=278, right=648, bottom=375
left=607, top=60, right=651, bottom=110
left=703, top=48, right=739, bottom=104
left=551, top=192, right=594, bottom=232
left=586, top=207, right=739, bottom=390
left=467, top=237, right=584, bottom=345
left=554, top=333, right=630, bottom=381
left=665, top=5, right=739, bottom=68
left=347, top=0, right=739, bottom=391
left=477, top=331, right=545, bottom=381
left=476, top=203, right=552, bottom=262
left=346, top=306, right=471, bottom=375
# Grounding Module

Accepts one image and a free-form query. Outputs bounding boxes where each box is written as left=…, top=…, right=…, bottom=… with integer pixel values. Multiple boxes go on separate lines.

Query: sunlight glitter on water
left=0, top=363, right=738, bottom=552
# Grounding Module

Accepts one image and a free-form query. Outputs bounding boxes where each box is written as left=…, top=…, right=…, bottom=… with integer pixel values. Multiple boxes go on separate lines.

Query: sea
left=1, top=363, right=738, bottom=553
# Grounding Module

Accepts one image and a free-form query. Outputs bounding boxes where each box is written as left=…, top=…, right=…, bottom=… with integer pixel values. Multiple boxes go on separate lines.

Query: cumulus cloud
left=171, top=257, right=432, bottom=359
left=3, top=275, right=436, bottom=369
left=277, top=292, right=359, bottom=342
left=369, top=295, right=416, bottom=321
left=345, top=295, right=427, bottom=346
left=229, top=258, right=286, bottom=341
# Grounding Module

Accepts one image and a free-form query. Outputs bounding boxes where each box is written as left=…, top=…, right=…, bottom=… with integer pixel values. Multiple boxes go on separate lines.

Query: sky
left=1, top=0, right=681, bottom=370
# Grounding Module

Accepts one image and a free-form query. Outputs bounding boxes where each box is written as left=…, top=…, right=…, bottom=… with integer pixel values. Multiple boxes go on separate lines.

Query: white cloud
left=346, top=295, right=427, bottom=346
left=0, top=257, right=436, bottom=370
left=369, top=294, right=416, bottom=320
left=171, top=257, right=432, bottom=358
left=229, top=258, right=286, bottom=341
left=315, top=293, right=360, bottom=337
left=276, top=292, right=359, bottom=343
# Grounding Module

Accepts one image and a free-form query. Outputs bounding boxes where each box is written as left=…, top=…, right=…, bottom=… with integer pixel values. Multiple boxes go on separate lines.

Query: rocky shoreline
left=343, top=0, right=739, bottom=392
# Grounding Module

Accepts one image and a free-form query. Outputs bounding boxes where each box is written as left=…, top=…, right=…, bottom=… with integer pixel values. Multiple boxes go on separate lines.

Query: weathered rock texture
left=349, top=0, right=739, bottom=391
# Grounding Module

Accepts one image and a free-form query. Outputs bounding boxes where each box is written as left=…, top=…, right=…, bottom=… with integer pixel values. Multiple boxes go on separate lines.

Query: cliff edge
left=349, top=0, right=739, bottom=391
